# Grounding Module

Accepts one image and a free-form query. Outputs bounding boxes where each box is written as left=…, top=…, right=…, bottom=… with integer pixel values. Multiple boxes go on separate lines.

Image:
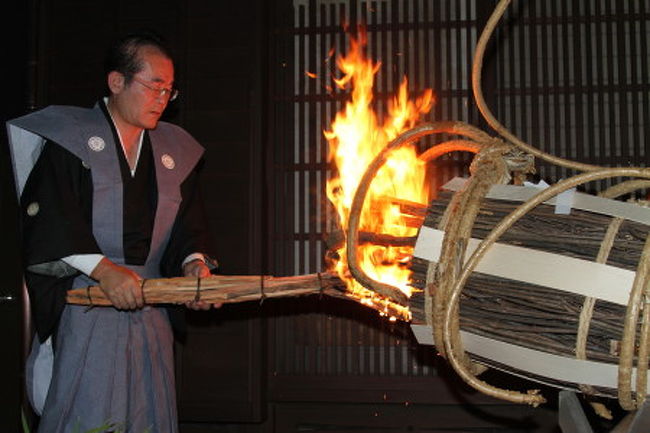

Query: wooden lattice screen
left=495, top=0, right=650, bottom=191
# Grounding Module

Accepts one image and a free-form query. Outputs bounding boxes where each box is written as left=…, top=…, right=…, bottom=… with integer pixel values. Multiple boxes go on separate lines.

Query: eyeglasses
left=132, top=76, right=179, bottom=101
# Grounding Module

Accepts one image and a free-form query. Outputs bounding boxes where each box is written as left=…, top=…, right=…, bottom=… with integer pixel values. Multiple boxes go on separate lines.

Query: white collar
left=103, top=97, right=143, bottom=176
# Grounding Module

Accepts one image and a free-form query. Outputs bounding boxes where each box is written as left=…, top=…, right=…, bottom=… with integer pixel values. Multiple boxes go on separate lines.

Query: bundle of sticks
left=409, top=189, right=650, bottom=399
left=66, top=271, right=410, bottom=319
left=66, top=273, right=346, bottom=306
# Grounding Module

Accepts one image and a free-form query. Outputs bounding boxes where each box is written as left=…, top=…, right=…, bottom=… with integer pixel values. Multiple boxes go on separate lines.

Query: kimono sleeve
left=21, top=141, right=100, bottom=270
left=20, top=141, right=101, bottom=341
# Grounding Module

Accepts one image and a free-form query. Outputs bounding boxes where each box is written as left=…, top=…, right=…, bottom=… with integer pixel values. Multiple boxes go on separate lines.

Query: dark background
left=3, top=0, right=648, bottom=431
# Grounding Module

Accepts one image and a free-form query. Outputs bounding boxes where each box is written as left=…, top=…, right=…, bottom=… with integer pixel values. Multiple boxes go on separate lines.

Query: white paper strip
left=413, top=227, right=634, bottom=306
left=410, top=324, right=645, bottom=393
left=443, top=177, right=650, bottom=226
left=554, top=187, right=575, bottom=215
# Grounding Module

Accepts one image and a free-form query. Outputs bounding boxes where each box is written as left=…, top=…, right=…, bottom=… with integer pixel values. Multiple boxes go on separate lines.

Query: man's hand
left=183, top=258, right=211, bottom=279
left=182, top=259, right=222, bottom=310
left=91, top=258, right=143, bottom=310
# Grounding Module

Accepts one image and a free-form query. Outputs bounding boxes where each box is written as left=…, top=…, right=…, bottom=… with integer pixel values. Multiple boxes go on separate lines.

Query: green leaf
left=20, top=408, right=30, bottom=433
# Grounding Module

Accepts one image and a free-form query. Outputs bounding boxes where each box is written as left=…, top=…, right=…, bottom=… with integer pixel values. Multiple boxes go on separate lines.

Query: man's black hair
left=104, top=31, right=174, bottom=84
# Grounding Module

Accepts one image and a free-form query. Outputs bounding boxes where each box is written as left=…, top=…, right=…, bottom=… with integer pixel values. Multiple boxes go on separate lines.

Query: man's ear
left=107, top=71, right=125, bottom=95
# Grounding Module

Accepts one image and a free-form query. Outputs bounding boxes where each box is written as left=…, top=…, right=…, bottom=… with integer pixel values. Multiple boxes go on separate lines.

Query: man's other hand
left=182, top=258, right=211, bottom=278
left=182, top=259, right=222, bottom=310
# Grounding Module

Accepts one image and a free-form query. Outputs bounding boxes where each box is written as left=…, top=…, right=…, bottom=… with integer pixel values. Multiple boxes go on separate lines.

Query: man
left=7, top=33, right=215, bottom=432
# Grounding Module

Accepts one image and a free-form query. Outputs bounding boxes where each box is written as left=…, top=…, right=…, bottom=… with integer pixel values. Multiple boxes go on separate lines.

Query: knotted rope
left=471, top=0, right=650, bottom=409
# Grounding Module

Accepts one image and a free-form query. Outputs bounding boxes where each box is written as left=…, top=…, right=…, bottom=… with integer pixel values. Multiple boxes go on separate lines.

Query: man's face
left=111, top=46, right=175, bottom=130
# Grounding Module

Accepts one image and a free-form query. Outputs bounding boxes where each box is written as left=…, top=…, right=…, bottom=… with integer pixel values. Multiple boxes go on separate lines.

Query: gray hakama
left=8, top=103, right=207, bottom=433
left=39, top=305, right=176, bottom=432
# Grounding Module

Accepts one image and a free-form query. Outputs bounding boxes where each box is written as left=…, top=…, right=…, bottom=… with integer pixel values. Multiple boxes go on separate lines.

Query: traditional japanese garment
left=7, top=101, right=213, bottom=433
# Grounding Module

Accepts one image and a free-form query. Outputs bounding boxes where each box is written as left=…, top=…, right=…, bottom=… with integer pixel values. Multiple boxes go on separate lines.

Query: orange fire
left=325, top=30, right=433, bottom=319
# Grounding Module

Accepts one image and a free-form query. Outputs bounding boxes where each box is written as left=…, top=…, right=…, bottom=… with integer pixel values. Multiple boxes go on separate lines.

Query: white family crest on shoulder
left=161, top=154, right=175, bottom=170
left=87, top=136, right=106, bottom=152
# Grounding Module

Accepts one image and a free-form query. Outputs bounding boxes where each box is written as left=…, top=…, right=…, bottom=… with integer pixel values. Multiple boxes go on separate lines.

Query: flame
left=325, top=30, right=433, bottom=319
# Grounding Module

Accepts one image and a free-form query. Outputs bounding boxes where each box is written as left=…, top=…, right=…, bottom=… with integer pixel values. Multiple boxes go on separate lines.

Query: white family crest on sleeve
left=26, top=202, right=40, bottom=216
